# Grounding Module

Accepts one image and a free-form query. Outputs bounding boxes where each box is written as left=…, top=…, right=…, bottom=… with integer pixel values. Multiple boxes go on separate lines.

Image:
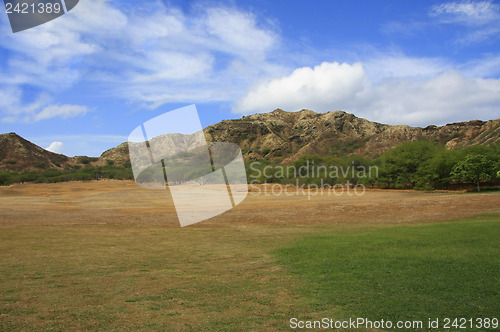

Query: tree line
left=1, top=141, right=499, bottom=191
left=0, top=162, right=134, bottom=186
left=246, top=141, right=500, bottom=191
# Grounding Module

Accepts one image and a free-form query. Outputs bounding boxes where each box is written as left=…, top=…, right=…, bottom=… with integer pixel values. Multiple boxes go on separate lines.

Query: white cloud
left=34, top=104, right=88, bottom=122
left=1, top=0, right=499, bottom=129
left=46, top=142, right=64, bottom=154
left=456, top=25, right=500, bottom=45
left=0, top=85, right=88, bottom=123
left=429, top=1, right=500, bottom=45
left=203, top=7, right=277, bottom=57
left=106, top=5, right=282, bottom=107
left=384, top=2, right=500, bottom=46
left=357, top=70, right=500, bottom=125
left=0, top=0, right=283, bottom=115
left=234, top=60, right=500, bottom=126
left=235, top=62, right=368, bottom=113
left=364, top=55, right=449, bottom=81
left=461, top=54, right=500, bottom=77
left=429, top=1, right=499, bottom=24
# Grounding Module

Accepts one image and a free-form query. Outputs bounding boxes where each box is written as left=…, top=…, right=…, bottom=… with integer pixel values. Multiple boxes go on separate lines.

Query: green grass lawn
left=275, top=214, right=500, bottom=328
left=1, top=214, right=499, bottom=330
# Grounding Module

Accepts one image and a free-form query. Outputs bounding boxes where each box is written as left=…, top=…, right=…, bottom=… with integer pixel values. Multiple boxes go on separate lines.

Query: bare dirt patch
left=0, top=181, right=499, bottom=227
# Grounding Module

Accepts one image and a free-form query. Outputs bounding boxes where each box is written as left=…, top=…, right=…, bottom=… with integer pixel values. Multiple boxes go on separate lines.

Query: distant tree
left=452, top=154, right=497, bottom=192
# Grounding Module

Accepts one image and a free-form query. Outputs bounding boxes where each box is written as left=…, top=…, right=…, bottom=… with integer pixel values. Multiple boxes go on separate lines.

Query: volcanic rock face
left=204, top=109, right=500, bottom=163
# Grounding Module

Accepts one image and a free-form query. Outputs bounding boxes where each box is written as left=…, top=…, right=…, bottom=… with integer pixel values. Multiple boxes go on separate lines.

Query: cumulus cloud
left=234, top=60, right=500, bottom=126
left=46, top=142, right=64, bottom=154
left=235, top=62, right=368, bottom=114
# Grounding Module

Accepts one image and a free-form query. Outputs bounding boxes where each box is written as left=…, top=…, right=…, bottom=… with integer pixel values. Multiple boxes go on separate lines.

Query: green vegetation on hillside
left=1, top=140, right=499, bottom=190
left=247, top=141, right=500, bottom=191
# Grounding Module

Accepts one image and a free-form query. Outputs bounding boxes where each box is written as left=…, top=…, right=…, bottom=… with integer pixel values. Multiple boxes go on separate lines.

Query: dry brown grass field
left=1, top=181, right=499, bottom=227
left=0, top=181, right=499, bottom=330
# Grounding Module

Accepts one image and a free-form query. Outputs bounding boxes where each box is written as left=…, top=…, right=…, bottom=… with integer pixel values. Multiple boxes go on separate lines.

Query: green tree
left=452, top=154, right=497, bottom=192
left=378, top=141, right=439, bottom=189
left=417, top=149, right=462, bottom=189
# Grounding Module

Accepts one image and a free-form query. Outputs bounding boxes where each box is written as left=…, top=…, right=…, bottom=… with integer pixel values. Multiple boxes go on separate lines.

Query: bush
left=0, top=172, right=15, bottom=186
left=271, top=123, right=283, bottom=132
left=35, top=162, right=47, bottom=168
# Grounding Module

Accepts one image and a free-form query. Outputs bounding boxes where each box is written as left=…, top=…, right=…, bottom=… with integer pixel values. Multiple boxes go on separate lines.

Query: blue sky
left=0, top=0, right=499, bottom=156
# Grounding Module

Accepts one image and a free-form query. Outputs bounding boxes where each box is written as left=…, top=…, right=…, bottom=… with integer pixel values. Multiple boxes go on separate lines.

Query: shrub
left=271, top=123, right=284, bottom=132
left=35, top=161, right=47, bottom=168
left=0, top=172, right=15, bottom=186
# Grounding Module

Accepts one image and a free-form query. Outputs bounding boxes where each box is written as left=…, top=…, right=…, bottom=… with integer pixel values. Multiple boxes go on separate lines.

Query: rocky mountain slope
left=204, top=109, right=500, bottom=163
left=0, top=133, right=70, bottom=172
left=1, top=109, right=499, bottom=172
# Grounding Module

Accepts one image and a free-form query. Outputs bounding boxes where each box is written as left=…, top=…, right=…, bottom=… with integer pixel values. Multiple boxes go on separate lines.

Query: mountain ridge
left=1, top=109, right=499, bottom=172
left=204, top=109, right=500, bottom=162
